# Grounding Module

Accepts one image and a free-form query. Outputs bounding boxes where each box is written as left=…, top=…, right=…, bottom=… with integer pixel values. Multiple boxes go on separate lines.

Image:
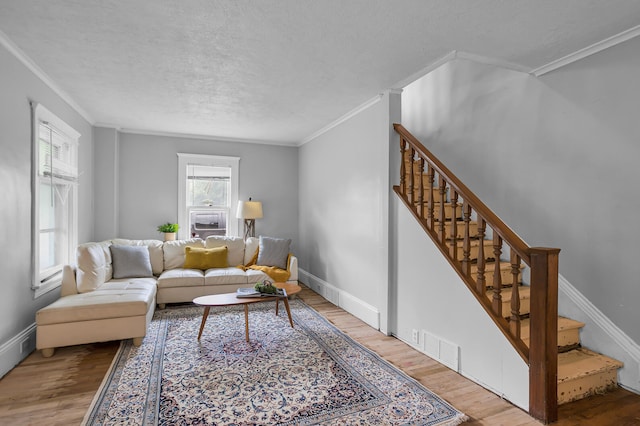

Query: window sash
left=177, top=154, right=239, bottom=239
left=31, top=102, right=79, bottom=297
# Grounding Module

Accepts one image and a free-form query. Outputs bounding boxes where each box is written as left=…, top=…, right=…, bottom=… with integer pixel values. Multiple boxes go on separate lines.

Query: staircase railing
left=393, top=124, right=560, bottom=424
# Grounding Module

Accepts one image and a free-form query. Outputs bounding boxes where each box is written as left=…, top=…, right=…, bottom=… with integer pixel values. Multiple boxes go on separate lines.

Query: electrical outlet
left=411, top=329, right=419, bottom=344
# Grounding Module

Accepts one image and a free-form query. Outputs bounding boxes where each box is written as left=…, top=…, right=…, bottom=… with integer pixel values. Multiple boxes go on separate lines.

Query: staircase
left=393, top=124, right=622, bottom=423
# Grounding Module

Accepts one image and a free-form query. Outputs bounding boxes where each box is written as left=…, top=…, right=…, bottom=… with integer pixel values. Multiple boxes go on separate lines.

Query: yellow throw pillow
left=184, top=246, right=228, bottom=270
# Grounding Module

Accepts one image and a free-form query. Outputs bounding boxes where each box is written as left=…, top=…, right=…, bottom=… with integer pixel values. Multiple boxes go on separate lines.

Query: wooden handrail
left=394, top=124, right=531, bottom=263
left=393, top=123, right=560, bottom=423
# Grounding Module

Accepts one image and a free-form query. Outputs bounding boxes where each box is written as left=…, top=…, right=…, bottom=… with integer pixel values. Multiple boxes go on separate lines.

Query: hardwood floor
left=1, top=285, right=639, bottom=425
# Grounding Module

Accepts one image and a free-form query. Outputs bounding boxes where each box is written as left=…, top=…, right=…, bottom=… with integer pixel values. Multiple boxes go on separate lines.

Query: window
left=177, top=154, right=239, bottom=239
left=31, top=102, right=80, bottom=297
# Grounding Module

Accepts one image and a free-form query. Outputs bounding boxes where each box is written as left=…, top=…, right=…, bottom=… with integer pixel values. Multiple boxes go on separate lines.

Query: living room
left=2, top=2, right=640, bottom=424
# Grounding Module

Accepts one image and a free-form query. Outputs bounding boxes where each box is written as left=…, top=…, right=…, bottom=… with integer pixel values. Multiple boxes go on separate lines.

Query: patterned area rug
left=83, top=299, right=467, bottom=425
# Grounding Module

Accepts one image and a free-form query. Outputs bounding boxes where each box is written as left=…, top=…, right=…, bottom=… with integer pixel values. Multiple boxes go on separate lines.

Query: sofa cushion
left=206, top=235, right=245, bottom=266
left=76, top=241, right=112, bottom=293
left=163, top=238, right=204, bottom=270
left=111, top=238, right=164, bottom=275
left=110, top=245, right=153, bottom=279
left=204, top=267, right=250, bottom=286
left=244, top=237, right=259, bottom=265
left=257, top=236, right=291, bottom=269
left=245, top=269, right=269, bottom=285
left=184, top=246, right=228, bottom=270
left=157, top=268, right=205, bottom=288
left=36, top=277, right=156, bottom=325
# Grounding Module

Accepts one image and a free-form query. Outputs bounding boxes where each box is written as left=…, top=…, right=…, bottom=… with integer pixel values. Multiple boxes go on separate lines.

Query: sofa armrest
left=60, top=265, right=79, bottom=296
left=287, top=255, right=298, bottom=282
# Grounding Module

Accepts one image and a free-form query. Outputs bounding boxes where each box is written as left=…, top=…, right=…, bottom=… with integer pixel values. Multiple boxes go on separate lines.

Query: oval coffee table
left=194, top=282, right=302, bottom=342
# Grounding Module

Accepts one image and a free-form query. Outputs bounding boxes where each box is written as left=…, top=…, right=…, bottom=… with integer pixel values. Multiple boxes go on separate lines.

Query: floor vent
left=422, top=330, right=460, bottom=372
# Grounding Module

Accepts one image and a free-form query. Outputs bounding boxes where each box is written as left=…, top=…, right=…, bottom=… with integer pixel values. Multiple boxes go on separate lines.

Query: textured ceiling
left=1, top=0, right=640, bottom=144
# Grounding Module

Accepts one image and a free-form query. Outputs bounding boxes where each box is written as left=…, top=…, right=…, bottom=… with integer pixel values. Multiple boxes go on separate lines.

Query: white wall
left=298, top=93, right=398, bottom=330
left=103, top=132, right=299, bottom=247
left=0, top=43, right=93, bottom=376
left=393, top=198, right=529, bottom=409
left=401, top=37, right=640, bottom=391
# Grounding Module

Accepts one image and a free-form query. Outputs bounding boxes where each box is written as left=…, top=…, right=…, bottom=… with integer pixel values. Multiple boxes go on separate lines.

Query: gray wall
left=401, top=36, right=640, bottom=345
left=94, top=131, right=299, bottom=248
left=0, top=43, right=93, bottom=372
left=298, top=93, right=397, bottom=330
left=93, top=127, right=119, bottom=241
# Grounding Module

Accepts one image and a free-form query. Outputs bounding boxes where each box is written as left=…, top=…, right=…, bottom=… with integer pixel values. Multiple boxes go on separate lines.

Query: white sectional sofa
left=35, top=235, right=297, bottom=357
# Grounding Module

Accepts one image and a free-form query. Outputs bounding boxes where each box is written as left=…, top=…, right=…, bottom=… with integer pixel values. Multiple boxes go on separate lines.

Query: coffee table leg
left=275, top=298, right=280, bottom=316
left=244, top=304, right=250, bottom=342
left=282, top=297, right=294, bottom=328
left=197, top=306, right=211, bottom=340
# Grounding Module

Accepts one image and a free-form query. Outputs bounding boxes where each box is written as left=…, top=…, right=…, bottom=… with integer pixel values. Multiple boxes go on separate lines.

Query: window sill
left=33, top=279, right=62, bottom=299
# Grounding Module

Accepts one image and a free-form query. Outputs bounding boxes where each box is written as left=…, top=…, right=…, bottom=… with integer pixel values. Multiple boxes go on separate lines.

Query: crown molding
left=0, top=29, right=94, bottom=124
left=93, top=123, right=122, bottom=131
left=393, top=50, right=531, bottom=90
left=298, top=94, right=384, bottom=146
left=532, top=25, right=640, bottom=76
left=113, top=126, right=298, bottom=147
left=454, top=51, right=531, bottom=74
left=392, top=51, right=458, bottom=89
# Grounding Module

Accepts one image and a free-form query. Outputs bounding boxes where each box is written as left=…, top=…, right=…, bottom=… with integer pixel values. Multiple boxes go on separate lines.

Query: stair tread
left=519, top=316, right=585, bottom=333
left=471, top=261, right=520, bottom=272
left=486, top=285, right=530, bottom=302
left=519, top=317, right=585, bottom=349
left=455, top=239, right=494, bottom=248
left=558, top=348, right=623, bottom=382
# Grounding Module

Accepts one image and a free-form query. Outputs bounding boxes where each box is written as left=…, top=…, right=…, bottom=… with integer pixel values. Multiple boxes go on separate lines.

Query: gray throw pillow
left=256, top=236, right=291, bottom=270
left=110, top=245, right=153, bottom=279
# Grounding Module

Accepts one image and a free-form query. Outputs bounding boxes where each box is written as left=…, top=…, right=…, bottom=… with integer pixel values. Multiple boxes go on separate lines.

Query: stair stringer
left=391, top=198, right=530, bottom=410
left=558, top=274, right=640, bottom=394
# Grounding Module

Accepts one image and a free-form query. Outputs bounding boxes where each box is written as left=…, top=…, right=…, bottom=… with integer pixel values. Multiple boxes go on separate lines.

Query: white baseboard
left=298, top=268, right=380, bottom=330
left=0, top=323, right=37, bottom=379
left=558, top=274, right=640, bottom=394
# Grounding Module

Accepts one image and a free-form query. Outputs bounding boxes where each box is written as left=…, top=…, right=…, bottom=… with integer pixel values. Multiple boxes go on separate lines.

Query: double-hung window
left=177, top=154, right=239, bottom=239
left=31, top=102, right=80, bottom=297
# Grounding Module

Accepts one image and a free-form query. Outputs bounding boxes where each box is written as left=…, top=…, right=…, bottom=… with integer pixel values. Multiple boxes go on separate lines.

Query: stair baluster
left=426, top=165, right=435, bottom=228
left=510, top=251, right=522, bottom=338
left=492, top=234, right=503, bottom=316
left=438, top=177, right=446, bottom=243
left=399, top=137, right=406, bottom=197
left=408, top=148, right=415, bottom=206
left=476, top=217, right=486, bottom=295
left=450, top=190, right=459, bottom=261
left=461, top=201, right=472, bottom=276
left=418, top=157, right=425, bottom=221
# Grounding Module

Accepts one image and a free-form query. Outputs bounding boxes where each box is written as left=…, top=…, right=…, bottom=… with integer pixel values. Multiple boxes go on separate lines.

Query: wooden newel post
left=529, top=247, right=560, bottom=424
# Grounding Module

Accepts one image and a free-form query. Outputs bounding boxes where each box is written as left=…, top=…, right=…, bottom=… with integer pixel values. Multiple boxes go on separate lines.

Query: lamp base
left=243, top=219, right=256, bottom=240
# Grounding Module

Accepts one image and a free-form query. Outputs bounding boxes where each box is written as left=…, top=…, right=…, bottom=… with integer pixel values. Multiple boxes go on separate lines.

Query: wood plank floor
left=0, top=285, right=639, bottom=425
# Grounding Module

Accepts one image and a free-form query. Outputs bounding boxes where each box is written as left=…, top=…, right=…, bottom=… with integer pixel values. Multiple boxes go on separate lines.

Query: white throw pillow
left=206, top=235, right=245, bottom=266
left=162, top=238, right=205, bottom=270
left=244, top=237, right=259, bottom=265
left=76, top=241, right=112, bottom=293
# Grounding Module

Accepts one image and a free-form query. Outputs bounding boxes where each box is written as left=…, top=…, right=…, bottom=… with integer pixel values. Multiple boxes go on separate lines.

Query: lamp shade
left=236, top=200, right=263, bottom=219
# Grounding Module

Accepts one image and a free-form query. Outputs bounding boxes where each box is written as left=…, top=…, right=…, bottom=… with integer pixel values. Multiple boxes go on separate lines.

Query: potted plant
left=157, top=222, right=179, bottom=241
